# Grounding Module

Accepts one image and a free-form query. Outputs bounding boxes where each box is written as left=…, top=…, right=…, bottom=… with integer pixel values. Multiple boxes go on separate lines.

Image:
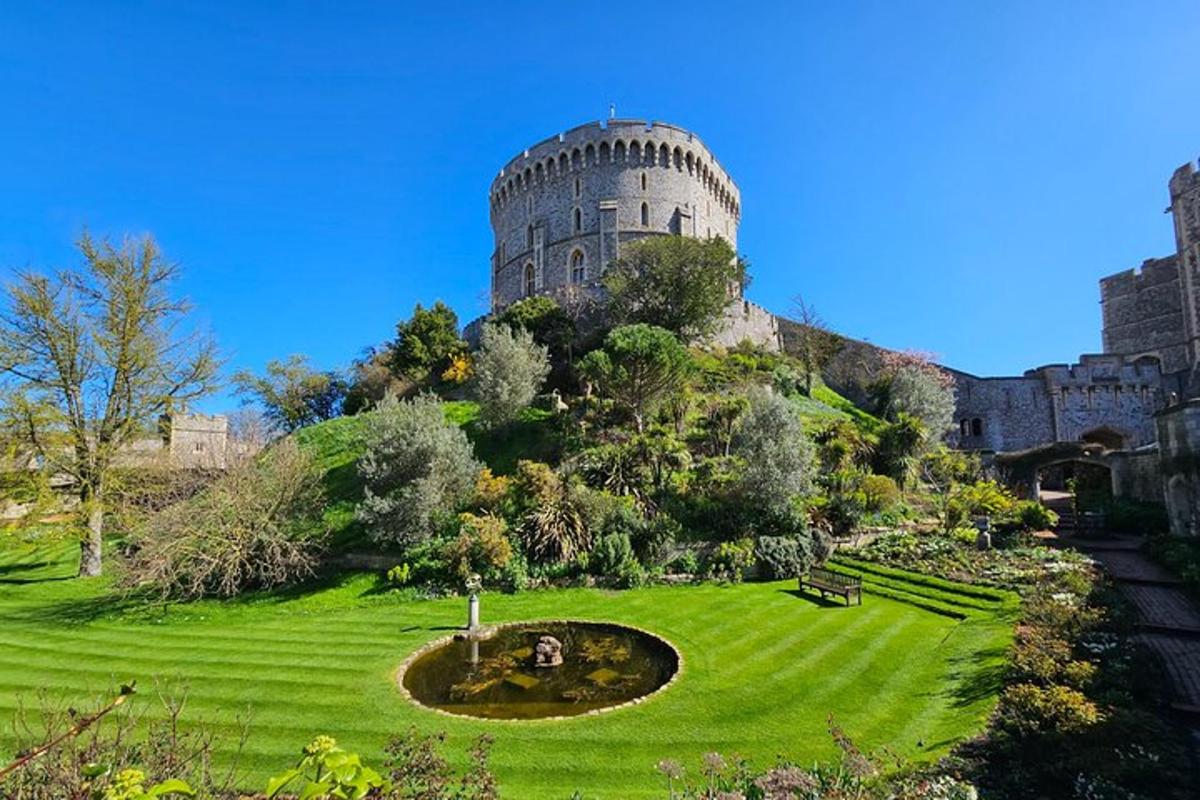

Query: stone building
left=945, top=159, right=1200, bottom=529
left=472, top=119, right=779, bottom=351
left=1099, top=160, right=1200, bottom=388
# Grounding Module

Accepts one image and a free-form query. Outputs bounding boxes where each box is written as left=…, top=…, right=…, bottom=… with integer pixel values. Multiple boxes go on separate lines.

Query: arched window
left=570, top=250, right=585, bottom=283
left=526, top=224, right=534, bottom=249
left=640, top=202, right=649, bottom=227
left=573, top=207, right=582, bottom=233
left=641, top=172, right=647, bottom=191
left=524, top=263, right=536, bottom=296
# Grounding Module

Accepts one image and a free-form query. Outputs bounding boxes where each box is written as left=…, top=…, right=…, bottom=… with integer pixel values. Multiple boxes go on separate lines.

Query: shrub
left=733, top=386, right=813, bottom=515
left=440, top=513, right=513, bottom=582
left=704, top=537, right=755, bottom=583
left=590, top=531, right=637, bottom=577
left=470, top=322, right=551, bottom=428
left=670, top=549, right=701, bottom=575
left=356, top=394, right=481, bottom=546
left=386, top=563, right=412, bottom=587
left=120, top=441, right=327, bottom=599
left=996, top=682, right=1103, bottom=736
left=860, top=474, right=900, bottom=513
left=521, top=478, right=590, bottom=564
left=879, top=351, right=956, bottom=442
left=1008, top=500, right=1059, bottom=532
left=755, top=535, right=815, bottom=580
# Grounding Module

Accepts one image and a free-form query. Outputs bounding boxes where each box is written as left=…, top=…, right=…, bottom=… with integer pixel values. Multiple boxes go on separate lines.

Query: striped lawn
left=0, top=538, right=1013, bottom=799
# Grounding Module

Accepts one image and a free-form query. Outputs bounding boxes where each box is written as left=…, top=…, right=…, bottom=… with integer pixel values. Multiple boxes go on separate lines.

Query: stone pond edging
left=392, top=619, right=685, bottom=724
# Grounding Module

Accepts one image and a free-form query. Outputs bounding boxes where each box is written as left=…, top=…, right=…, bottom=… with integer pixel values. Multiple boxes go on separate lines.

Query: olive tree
left=0, top=233, right=219, bottom=576
left=470, top=323, right=550, bottom=428
left=733, top=386, right=814, bottom=515
left=356, top=394, right=480, bottom=545
left=578, top=324, right=691, bottom=433
left=881, top=351, right=956, bottom=444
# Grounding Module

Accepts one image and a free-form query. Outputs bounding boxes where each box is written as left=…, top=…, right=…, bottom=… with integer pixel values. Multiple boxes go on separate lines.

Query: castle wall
left=948, top=372, right=1055, bottom=452
left=165, top=413, right=229, bottom=470
left=1170, top=162, right=1200, bottom=380
left=489, top=120, right=741, bottom=310
left=1100, top=256, right=1189, bottom=373
left=1108, top=449, right=1163, bottom=504
left=1156, top=399, right=1200, bottom=536
left=708, top=299, right=781, bottom=350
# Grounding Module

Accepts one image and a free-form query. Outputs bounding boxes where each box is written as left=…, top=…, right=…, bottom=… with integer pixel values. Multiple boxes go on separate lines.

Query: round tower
left=488, top=120, right=741, bottom=311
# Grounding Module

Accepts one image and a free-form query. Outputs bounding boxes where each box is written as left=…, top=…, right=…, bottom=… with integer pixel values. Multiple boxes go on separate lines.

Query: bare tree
left=0, top=232, right=220, bottom=576
left=789, top=294, right=842, bottom=395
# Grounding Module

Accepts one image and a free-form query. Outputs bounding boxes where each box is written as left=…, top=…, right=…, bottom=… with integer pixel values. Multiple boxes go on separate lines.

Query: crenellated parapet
left=487, top=120, right=742, bottom=312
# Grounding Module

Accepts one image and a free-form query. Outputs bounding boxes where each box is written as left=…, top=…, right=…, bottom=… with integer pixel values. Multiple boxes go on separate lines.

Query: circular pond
left=398, top=621, right=680, bottom=720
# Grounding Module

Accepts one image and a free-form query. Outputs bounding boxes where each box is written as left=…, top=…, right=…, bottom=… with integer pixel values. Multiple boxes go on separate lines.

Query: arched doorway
left=1036, top=458, right=1114, bottom=512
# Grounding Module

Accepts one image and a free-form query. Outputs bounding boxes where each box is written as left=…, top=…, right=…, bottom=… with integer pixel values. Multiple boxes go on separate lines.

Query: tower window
left=641, top=202, right=649, bottom=227
left=641, top=172, right=647, bottom=191
left=971, top=418, right=983, bottom=437
left=524, top=262, right=535, bottom=296
left=571, top=250, right=585, bottom=283
left=526, top=224, right=534, bottom=249
left=575, top=177, right=581, bottom=198
left=573, top=207, right=582, bottom=233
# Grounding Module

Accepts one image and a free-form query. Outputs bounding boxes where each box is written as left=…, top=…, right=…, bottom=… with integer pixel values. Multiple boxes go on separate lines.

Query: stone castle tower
left=487, top=120, right=742, bottom=310
left=1100, top=160, right=1200, bottom=391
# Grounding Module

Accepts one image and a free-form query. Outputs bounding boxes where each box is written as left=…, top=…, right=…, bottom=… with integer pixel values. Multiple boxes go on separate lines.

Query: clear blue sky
left=2, top=2, right=1198, bottom=411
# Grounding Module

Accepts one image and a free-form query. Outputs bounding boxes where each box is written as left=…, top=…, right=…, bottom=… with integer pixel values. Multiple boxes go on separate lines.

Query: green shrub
left=590, top=531, right=637, bottom=577
left=1105, top=498, right=1169, bottom=535
left=440, top=512, right=513, bottom=583
left=1008, top=501, right=1059, bottom=532
left=754, top=535, right=815, bottom=580
left=996, top=682, right=1103, bottom=736
left=860, top=474, right=900, bottom=513
left=704, top=538, right=755, bottom=583
left=670, top=549, right=701, bottom=575
left=356, top=394, right=480, bottom=546
left=386, top=563, right=412, bottom=587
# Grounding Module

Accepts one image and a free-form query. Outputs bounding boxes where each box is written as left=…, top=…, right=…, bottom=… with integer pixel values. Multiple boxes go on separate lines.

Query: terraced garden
left=0, top=535, right=1015, bottom=798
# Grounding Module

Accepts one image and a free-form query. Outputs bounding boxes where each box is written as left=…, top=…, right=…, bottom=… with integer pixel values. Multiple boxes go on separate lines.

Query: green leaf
left=147, top=779, right=195, bottom=797
left=265, top=768, right=301, bottom=798
left=298, top=780, right=332, bottom=800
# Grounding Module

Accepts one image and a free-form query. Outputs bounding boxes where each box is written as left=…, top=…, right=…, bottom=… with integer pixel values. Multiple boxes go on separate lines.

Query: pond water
left=399, top=621, right=679, bottom=719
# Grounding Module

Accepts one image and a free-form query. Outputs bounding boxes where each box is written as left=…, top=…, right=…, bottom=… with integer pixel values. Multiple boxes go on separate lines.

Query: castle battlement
left=490, top=119, right=740, bottom=222
left=1169, top=159, right=1200, bottom=198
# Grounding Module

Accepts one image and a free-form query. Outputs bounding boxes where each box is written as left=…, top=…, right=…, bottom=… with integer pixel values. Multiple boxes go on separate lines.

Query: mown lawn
left=0, top=537, right=1013, bottom=798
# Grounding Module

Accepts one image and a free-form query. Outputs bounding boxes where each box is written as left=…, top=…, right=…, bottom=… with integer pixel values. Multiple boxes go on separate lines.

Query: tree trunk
left=78, top=482, right=104, bottom=577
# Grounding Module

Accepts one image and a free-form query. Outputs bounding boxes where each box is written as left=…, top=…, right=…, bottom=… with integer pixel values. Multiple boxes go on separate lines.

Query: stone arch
left=685, top=151, right=694, bottom=175
left=571, top=148, right=582, bottom=170
left=641, top=201, right=650, bottom=227
left=545, top=157, right=556, bottom=178
left=672, top=146, right=683, bottom=170
left=584, top=143, right=596, bottom=166
left=569, top=247, right=586, bottom=283
left=658, top=143, right=670, bottom=167
left=599, top=141, right=610, bottom=163
left=559, top=152, right=569, bottom=174
left=630, top=140, right=642, bottom=162
left=523, top=167, right=533, bottom=186
left=534, top=163, right=544, bottom=183
left=613, top=140, right=626, bottom=162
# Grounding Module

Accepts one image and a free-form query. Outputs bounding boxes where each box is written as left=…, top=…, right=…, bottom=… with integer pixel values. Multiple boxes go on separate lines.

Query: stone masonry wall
left=1155, top=399, right=1200, bottom=536
left=1170, top=162, right=1200, bottom=377
left=489, top=120, right=741, bottom=310
left=1100, top=256, right=1189, bottom=373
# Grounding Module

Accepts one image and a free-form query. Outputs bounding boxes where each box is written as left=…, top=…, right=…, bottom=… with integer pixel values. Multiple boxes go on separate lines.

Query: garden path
left=1055, top=529, right=1200, bottom=760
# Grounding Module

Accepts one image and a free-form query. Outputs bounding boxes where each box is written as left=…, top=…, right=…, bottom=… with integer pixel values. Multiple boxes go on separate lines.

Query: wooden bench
left=798, top=567, right=862, bottom=606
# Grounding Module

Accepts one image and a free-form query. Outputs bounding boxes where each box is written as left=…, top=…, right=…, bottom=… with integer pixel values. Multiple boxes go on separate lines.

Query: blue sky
left=2, top=2, right=1198, bottom=411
